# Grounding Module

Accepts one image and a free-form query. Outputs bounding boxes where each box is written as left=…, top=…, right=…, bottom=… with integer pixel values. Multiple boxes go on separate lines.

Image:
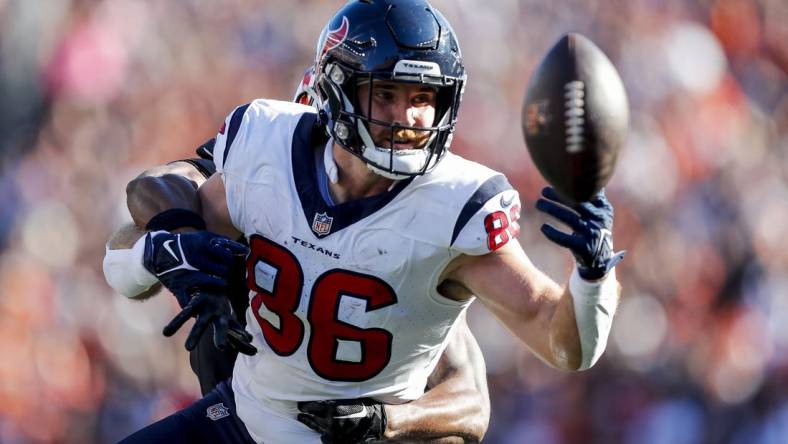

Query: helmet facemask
left=316, top=61, right=465, bottom=180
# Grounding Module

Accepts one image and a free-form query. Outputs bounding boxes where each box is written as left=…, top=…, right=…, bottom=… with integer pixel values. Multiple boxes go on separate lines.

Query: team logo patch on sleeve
left=206, top=403, right=230, bottom=421
left=312, top=212, right=334, bottom=236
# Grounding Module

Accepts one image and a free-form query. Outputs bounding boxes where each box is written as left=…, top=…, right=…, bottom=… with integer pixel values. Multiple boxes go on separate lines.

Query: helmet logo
left=321, top=16, right=350, bottom=58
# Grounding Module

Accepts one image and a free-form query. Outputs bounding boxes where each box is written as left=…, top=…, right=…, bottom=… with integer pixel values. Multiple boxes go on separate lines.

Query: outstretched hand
left=536, top=187, right=625, bottom=280
left=163, top=291, right=257, bottom=356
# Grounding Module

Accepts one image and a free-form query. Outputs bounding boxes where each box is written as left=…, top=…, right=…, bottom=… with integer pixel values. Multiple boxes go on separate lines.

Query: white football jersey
left=212, top=99, right=521, bottom=443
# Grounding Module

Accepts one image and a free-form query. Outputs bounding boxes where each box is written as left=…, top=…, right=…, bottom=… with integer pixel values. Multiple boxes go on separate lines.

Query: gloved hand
left=142, top=230, right=249, bottom=307
left=536, top=187, right=625, bottom=280
left=163, top=291, right=257, bottom=356
left=297, top=398, right=387, bottom=444
left=142, top=230, right=255, bottom=354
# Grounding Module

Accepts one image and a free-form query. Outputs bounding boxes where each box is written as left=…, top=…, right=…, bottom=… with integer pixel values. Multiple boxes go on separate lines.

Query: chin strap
left=323, top=139, right=339, bottom=184
left=355, top=113, right=450, bottom=180
left=366, top=161, right=414, bottom=180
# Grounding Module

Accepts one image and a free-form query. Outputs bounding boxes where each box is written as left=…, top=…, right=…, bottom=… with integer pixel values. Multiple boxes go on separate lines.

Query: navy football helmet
left=311, top=0, right=466, bottom=179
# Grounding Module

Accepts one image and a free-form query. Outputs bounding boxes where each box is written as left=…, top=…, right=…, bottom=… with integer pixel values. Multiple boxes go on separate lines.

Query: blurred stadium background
left=0, top=0, right=786, bottom=442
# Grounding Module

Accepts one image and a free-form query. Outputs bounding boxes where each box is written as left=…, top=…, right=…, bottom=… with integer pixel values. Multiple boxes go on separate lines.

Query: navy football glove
left=163, top=290, right=256, bottom=356
left=536, top=187, right=625, bottom=280
left=297, top=398, right=386, bottom=444
left=142, top=230, right=255, bottom=355
left=142, top=231, right=249, bottom=307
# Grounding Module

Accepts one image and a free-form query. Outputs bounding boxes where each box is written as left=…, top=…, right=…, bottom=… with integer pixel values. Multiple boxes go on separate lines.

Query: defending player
left=105, top=1, right=624, bottom=442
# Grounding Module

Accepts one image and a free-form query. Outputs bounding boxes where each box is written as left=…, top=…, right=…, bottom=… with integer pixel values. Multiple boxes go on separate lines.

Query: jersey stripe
left=450, top=174, right=512, bottom=246
left=223, top=103, right=251, bottom=166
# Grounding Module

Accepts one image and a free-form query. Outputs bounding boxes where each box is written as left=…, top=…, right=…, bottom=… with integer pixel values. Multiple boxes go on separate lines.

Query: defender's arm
left=105, top=161, right=209, bottom=300
left=384, top=315, right=490, bottom=443
left=197, top=173, right=240, bottom=238
left=126, top=161, right=207, bottom=227
left=104, top=162, right=253, bottom=354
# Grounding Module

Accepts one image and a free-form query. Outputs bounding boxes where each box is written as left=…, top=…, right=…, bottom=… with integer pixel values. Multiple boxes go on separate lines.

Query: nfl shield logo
left=312, top=212, right=333, bottom=236
left=206, top=403, right=230, bottom=421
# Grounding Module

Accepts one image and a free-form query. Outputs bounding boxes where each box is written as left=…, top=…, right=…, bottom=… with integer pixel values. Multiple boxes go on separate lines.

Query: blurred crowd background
left=0, top=0, right=785, bottom=442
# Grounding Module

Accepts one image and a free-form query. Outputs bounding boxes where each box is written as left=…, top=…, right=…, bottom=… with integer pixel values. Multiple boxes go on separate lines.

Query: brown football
left=522, top=33, right=629, bottom=203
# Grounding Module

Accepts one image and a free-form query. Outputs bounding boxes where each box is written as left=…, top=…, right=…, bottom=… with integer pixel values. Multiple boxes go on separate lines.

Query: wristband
left=569, top=267, right=620, bottom=370
left=103, top=236, right=158, bottom=298
left=145, top=208, right=206, bottom=232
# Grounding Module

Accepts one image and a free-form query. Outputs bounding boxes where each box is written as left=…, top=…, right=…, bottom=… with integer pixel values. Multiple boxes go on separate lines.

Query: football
left=522, top=33, right=629, bottom=203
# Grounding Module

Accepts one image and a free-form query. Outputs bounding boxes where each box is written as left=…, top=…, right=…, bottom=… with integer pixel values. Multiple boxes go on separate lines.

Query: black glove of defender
left=297, top=398, right=386, bottom=444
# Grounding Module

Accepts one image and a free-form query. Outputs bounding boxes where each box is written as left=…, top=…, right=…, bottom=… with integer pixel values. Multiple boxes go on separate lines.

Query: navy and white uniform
left=210, top=99, right=520, bottom=443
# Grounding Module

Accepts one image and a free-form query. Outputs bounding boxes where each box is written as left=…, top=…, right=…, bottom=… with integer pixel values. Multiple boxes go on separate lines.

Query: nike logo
left=595, top=228, right=613, bottom=255
left=333, top=405, right=367, bottom=420
left=162, top=239, right=180, bottom=261
left=500, top=192, right=515, bottom=207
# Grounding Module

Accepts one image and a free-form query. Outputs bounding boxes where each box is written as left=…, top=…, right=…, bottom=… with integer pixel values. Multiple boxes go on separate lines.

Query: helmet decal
left=320, top=16, right=350, bottom=60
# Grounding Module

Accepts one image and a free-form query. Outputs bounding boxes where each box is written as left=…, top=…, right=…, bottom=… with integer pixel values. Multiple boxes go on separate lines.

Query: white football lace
left=564, top=80, right=586, bottom=153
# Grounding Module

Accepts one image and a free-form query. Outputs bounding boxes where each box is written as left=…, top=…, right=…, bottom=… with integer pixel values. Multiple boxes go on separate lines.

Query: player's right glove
left=536, top=187, right=625, bottom=280
left=297, top=398, right=386, bottom=444
left=142, top=230, right=248, bottom=307
left=142, top=230, right=256, bottom=355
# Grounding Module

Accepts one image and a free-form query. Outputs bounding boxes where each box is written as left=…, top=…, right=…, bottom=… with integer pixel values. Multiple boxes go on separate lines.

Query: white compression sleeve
left=569, top=267, right=620, bottom=370
left=102, top=235, right=158, bottom=298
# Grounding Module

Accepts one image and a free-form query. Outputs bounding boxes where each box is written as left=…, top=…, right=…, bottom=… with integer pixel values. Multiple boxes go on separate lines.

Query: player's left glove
left=536, top=187, right=625, bottom=280
left=297, top=398, right=386, bottom=444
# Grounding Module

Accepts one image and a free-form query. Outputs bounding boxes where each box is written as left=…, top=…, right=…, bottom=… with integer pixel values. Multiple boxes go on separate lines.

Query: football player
left=107, top=137, right=491, bottom=442
left=104, top=1, right=624, bottom=443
